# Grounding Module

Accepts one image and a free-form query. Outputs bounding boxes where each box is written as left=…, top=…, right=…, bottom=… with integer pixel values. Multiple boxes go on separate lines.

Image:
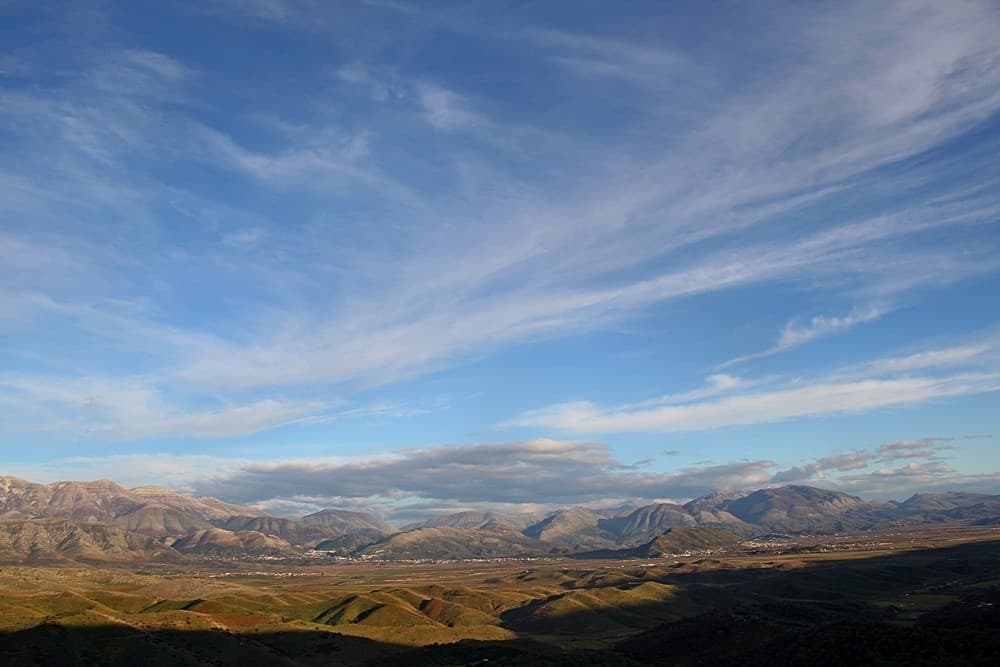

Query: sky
left=1, top=0, right=999, bottom=522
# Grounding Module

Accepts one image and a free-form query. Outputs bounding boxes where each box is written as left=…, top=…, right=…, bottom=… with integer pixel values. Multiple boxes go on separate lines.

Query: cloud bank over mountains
left=11, top=435, right=990, bottom=522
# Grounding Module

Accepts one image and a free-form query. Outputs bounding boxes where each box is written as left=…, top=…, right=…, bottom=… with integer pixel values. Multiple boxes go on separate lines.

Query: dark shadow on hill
left=0, top=624, right=642, bottom=667
left=504, top=538, right=1000, bottom=665
left=2, top=594, right=998, bottom=667
left=1, top=539, right=999, bottom=666
left=616, top=589, right=1000, bottom=667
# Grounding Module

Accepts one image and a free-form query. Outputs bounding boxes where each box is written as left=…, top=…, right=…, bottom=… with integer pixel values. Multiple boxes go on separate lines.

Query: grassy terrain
left=0, top=525, right=997, bottom=665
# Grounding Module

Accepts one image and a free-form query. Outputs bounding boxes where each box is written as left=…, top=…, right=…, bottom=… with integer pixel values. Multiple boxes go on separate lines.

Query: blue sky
left=2, top=0, right=999, bottom=520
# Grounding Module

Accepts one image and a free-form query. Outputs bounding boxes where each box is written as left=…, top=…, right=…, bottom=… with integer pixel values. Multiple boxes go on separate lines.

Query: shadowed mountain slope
left=169, top=528, right=299, bottom=558
left=717, top=485, right=881, bottom=533
left=402, top=511, right=539, bottom=532
left=1, top=477, right=998, bottom=562
left=0, top=519, right=184, bottom=564
left=636, top=527, right=742, bottom=556
left=357, top=526, right=553, bottom=560
left=524, top=507, right=616, bottom=548
left=896, top=492, right=1000, bottom=521
left=0, top=476, right=391, bottom=562
left=220, top=515, right=342, bottom=548
left=577, top=527, right=744, bottom=559
left=301, top=508, right=395, bottom=535
left=604, top=503, right=698, bottom=544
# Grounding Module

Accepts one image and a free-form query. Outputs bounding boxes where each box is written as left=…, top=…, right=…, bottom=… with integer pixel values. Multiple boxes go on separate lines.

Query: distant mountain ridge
left=714, top=485, right=881, bottom=533
left=0, top=518, right=184, bottom=564
left=0, top=476, right=391, bottom=563
left=302, top=508, right=396, bottom=554
left=0, top=476, right=997, bottom=564
left=602, top=502, right=699, bottom=543
left=302, top=508, right=396, bottom=534
left=897, top=491, right=1000, bottom=517
left=524, top=506, right=615, bottom=548
left=356, top=525, right=552, bottom=560
left=0, top=476, right=262, bottom=536
left=401, top=510, right=540, bottom=532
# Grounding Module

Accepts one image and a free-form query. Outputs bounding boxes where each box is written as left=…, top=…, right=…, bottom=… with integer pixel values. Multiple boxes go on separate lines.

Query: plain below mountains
left=0, top=476, right=997, bottom=564
left=576, top=527, right=745, bottom=559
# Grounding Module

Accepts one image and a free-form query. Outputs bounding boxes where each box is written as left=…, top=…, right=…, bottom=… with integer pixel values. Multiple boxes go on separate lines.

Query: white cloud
left=193, top=438, right=780, bottom=510
left=5, top=453, right=246, bottom=493
left=873, top=437, right=956, bottom=462
left=209, top=0, right=299, bottom=24
left=171, top=202, right=997, bottom=393
left=528, top=28, right=699, bottom=91
left=416, top=83, right=484, bottom=130
left=511, top=335, right=1000, bottom=434
left=773, top=307, right=882, bottom=349
left=830, top=461, right=966, bottom=497
left=771, top=451, right=873, bottom=483
left=0, top=373, right=334, bottom=440
left=769, top=435, right=990, bottom=496
left=335, top=64, right=404, bottom=102
left=221, top=227, right=266, bottom=249
left=513, top=374, right=1000, bottom=434
left=1, top=2, right=999, bottom=442
left=722, top=306, right=885, bottom=367
left=195, top=122, right=371, bottom=184
left=4, top=432, right=989, bottom=517
left=866, top=344, right=990, bottom=374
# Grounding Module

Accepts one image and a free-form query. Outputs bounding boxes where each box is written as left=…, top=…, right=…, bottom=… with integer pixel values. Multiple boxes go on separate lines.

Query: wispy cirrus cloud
left=0, top=372, right=334, bottom=440
left=527, top=27, right=702, bottom=92
left=1, top=0, right=999, bottom=445
left=512, top=374, right=1000, bottom=435
left=416, top=82, right=484, bottom=130
left=5, top=453, right=248, bottom=493
left=510, top=336, right=1000, bottom=435
left=722, top=306, right=885, bottom=368
left=0, top=368, right=453, bottom=441
left=865, top=344, right=992, bottom=375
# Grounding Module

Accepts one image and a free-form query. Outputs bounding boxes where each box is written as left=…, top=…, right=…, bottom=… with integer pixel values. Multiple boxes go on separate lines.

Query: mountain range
left=0, top=476, right=997, bottom=564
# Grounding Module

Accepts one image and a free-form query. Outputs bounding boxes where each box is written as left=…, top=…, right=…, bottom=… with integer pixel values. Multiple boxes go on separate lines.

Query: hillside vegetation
left=0, top=529, right=996, bottom=665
